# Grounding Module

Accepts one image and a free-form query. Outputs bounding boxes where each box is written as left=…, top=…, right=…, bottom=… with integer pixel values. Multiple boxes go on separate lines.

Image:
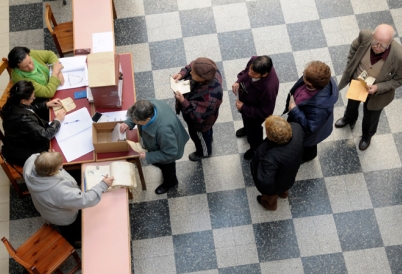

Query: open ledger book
left=84, top=162, right=137, bottom=191
left=52, top=97, right=76, bottom=115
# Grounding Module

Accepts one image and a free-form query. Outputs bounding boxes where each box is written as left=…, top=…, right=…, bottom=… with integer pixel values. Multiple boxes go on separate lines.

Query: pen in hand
left=64, top=120, right=80, bottom=125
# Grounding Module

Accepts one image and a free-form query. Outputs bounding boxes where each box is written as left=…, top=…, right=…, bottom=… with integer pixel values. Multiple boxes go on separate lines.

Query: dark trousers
left=303, top=145, right=317, bottom=162
left=58, top=210, right=81, bottom=246
left=242, top=114, right=263, bottom=151
left=188, top=124, right=213, bottom=156
left=153, top=162, right=178, bottom=186
left=344, top=99, right=383, bottom=138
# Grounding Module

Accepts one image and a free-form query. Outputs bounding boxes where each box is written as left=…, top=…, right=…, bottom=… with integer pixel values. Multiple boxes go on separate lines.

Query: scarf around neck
left=14, top=57, right=49, bottom=86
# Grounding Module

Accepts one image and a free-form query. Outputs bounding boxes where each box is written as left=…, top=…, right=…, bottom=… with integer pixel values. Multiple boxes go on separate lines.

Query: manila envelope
left=346, top=80, right=368, bottom=102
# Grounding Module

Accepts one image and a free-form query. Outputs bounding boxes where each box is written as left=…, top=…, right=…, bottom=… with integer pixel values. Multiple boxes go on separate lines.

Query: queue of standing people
left=0, top=23, right=401, bottom=246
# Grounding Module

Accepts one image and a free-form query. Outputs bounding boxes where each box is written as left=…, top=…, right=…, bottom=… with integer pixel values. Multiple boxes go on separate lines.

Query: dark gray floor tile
left=143, top=0, right=178, bottom=15
left=173, top=231, right=217, bottom=273
left=241, top=155, right=254, bottom=187
left=129, top=199, right=171, bottom=240
left=385, top=245, right=402, bottom=274
left=288, top=178, right=332, bottom=218
left=218, top=30, right=256, bottom=61
left=302, top=253, right=347, bottom=274
left=287, top=21, right=327, bottom=51
left=149, top=39, right=186, bottom=70
left=270, top=53, right=299, bottom=83
left=10, top=3, right=43, bottom=32
left=219, top=263, right=261, bottom=274
left=134, top=71, right=155, bottom=100
left=44, top=28, right=58, bottom=55
left=328, top=45, right=350, bottom=76
left=334, top=209, right=383, bottom=251
left=332, top=77, right=344, bottom=107
left=216, top=61, right=227, bottom=93
left=393, top=132, right=402, bottom=162
left=228, top=88, right=242, bottom=121
left=211, top=122, right=239, bottom=157
left=208, top=189, right=252, bottom=229
left=318, top=139, right=361, bottom=177
left=9, top=184, right=40, bottom=221
left=387, top=0, right=402, bottom=9
left=114, top=17, right=148, bottom=46
left=212, top=0, right=243, bottom=5
left=315, top=0, right=354, bottom=19
left=179, top=8, right=216, bottom=37
left=9, top=258, right=25, bottom=274
left=168, top=161, right=206, bottom=198
left=356, top=11, right=396, bottom=34
left=247, top=0, right=284, bottom=28
left=254, top=220, right=300, bottom=262
left=365, top=168, right=402, bottom=208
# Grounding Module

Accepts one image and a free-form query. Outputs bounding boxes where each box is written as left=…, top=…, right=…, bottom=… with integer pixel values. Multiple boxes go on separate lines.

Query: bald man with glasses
left=335, top=24, right=402, bottom=150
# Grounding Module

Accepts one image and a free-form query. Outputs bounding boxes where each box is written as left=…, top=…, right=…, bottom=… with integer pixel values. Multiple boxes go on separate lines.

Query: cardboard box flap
left=88, top=52, right=120, bottom=88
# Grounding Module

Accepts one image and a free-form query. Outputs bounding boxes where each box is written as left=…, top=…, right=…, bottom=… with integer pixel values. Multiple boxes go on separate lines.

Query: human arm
left=144, top=127, right=179, bottom=164
left=256, top=158, right=278, bottom=195
left=20, top=112, right=61, bottom=141
left=120, top=118, right=136, bottom=133
left=287, top=106, right=329, bottom=135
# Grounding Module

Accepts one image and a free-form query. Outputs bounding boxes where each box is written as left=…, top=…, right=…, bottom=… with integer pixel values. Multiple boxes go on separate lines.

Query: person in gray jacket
left=121, top=99, right=190, bottom=194
left=23, top=152, right=114, bottom=247
left=335, top=24, right=402, bottom=150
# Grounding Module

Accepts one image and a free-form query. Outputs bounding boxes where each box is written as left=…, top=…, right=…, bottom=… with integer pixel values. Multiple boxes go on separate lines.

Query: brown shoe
left=260, top=194, right=278, bottom=211
left=278, top=191, right=289, bottom=199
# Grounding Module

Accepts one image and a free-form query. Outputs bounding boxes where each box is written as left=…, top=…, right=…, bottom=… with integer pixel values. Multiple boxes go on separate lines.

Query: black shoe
left=335, top=117, right=350, bottom=128
left=236, top=127, right=246, bottom=137
left=359, top=137, right=371, bottom=151
left=189, top=152, right=210, bottom=161
left=155, top=181, right=178, bottom=195
left=243, top=149, right=255, bottom=160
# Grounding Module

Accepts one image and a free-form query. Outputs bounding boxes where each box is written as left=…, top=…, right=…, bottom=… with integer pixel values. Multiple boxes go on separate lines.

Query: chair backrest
left=0, top=58, right=11, bottom=78
left=1, top=238, right=32, bottom=270
left=44, top=4, right=58, bottom=34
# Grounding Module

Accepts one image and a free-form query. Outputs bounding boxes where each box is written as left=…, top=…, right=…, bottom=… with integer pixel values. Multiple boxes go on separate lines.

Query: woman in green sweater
left=8, top=47, right=64, bottom=98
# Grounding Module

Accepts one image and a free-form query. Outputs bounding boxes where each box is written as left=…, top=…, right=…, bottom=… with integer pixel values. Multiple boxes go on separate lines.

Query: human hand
left=48, top=149, right=55, bottom=152
left=58, top=72, right=65, bottom=86
left=235, top=99, right=243, bottom=110
left=288, top=102, right=296, bottom=111
left=120, top=122, right=130, bottom=133
left=367, top=85, right=378, bottom=94
left=102, top=175, right=114, bottom=187
left=46, top=98, right=62, bottom=108
left=172, top=73, right=182, bottom=82
left=51, top=61, right=63, bottom=75
left=139, top=151, right=146, bottom=159
left=56, top=110, right=66, bottom=121
left=174, top=91, right=185, bottom=103
left=232, top=83, right=239, bottom=96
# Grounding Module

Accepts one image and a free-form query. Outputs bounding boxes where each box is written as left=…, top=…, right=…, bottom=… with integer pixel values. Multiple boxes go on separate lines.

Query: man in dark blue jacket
left=283, top=61, right=339, bottom=162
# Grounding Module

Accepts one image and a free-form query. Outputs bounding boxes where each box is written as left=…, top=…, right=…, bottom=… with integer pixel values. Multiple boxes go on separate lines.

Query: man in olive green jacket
left=121, top=99, right=189, bottom=194
left=335, top=24, right=402, bottom=150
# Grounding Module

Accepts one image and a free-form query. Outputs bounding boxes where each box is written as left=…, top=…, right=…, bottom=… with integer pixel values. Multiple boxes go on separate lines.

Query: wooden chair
left=45, top=4, right=74, bottom=58
left=2, top=223, right=81, bottom=274
left=0, top=58, right=29, bottom=198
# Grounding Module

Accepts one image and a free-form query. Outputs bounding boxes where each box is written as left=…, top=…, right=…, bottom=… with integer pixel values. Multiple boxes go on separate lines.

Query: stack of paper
left=57, top=56, right=89, bottom=90
left=55, top=107, right=94, bottom=162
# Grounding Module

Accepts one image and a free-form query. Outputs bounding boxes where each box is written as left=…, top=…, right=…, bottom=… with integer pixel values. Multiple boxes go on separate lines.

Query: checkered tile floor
left=7, top=0, right=402, bottom=273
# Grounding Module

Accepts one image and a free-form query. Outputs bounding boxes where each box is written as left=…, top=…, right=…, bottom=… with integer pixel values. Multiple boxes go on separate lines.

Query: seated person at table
left=8, top=46, right=64, bottom=98
left=120, top=99, right=189, bottom=194
left=23, top=152, right=114, bottom=247
left=0, top=80, right=65, bottom=166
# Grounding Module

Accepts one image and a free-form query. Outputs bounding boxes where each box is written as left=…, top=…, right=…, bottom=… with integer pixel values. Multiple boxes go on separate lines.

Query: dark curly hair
left=8, top=47, right=30, bottom=69
left=264, top=115, right=292, bottom=144
left=303, top=61, right=331, bottom=89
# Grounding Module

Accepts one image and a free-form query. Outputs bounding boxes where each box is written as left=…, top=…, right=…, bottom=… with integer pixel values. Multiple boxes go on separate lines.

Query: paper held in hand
left=346, top=80, right=369, bottom=102
left=170, top=75, right=190, bottom=94
left=52, top=97, right=76, bottom=115
left=127, top=140, right=147, bottom=153
left=84, top=161, right=137, bottom=191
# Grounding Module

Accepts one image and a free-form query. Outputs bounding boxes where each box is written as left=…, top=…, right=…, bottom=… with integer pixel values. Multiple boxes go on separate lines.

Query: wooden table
left=81, top=161, right=132, bottom=274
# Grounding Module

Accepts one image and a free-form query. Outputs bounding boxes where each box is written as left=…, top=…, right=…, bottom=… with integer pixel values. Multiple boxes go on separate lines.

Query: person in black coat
left=251, top=115, right=304, bottom=211
left=0, top=80, right=65, bottom=166
left=283, top=61, right=338, bottom=162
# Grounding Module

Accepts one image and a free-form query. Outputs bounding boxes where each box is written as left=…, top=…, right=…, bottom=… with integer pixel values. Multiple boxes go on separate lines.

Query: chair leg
left=63, top=0, right=66, bottom=5
left=68, top=249, right=82, bottom=274
left=55, top=269, right=63, bottom=274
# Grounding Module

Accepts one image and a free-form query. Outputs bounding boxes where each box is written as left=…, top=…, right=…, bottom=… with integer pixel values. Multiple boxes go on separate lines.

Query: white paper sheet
left=58, top=127, right=94, bottom=162
left=92, top=32, right=114, bottom=53
left=56, top=56, right=88, bottom=90
left=56, top=107, right=93, bottom=142
left=100, top=110, right=128, bottom=122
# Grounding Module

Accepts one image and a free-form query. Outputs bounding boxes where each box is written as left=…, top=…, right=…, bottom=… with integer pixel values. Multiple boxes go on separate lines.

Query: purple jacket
left=237, top=56, right=279, bottom=124
left=176, top=61, right=223, bottom=132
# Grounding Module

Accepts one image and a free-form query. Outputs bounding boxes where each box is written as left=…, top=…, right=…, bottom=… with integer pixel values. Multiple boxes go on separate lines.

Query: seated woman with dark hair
left=283, top=61, right=339, bottom=162
left=0, top=80, right=66, bottom=166
left=8, top=46, right=64, bottom=98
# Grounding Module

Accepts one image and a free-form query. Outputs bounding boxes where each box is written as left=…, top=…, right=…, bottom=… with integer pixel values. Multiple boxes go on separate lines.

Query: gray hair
left=126, top=100, right=154, bottom=122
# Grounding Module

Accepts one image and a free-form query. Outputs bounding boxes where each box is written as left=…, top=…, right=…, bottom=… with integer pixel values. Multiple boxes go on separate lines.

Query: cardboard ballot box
left=87, top=52, right=123, bottom=109
left=92, top=121, right=128, bottom=153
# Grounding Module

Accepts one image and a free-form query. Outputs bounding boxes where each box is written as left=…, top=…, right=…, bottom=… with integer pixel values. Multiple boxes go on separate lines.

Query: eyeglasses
left=371, top=40, right=389, bottom=50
